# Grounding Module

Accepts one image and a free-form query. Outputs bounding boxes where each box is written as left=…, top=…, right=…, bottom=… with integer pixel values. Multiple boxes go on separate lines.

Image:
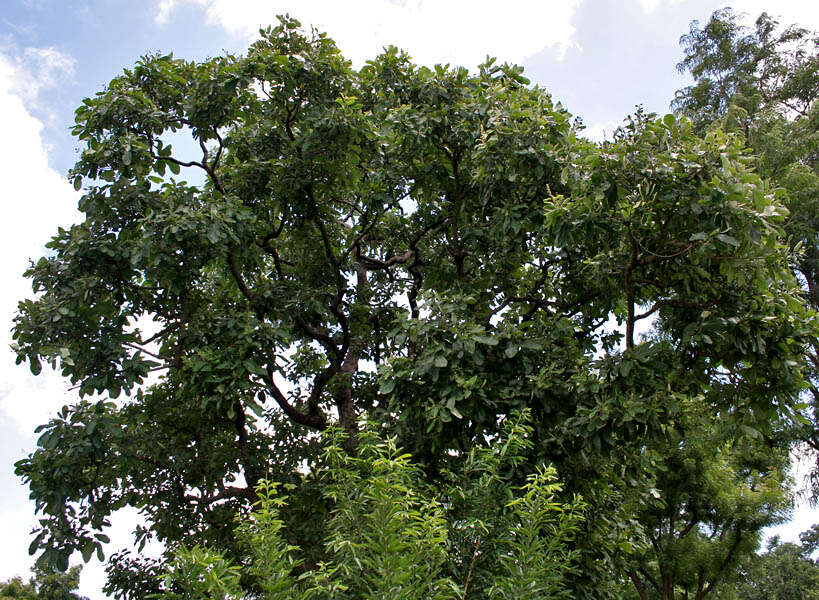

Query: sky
left=1, top=1, right=818, bottom=597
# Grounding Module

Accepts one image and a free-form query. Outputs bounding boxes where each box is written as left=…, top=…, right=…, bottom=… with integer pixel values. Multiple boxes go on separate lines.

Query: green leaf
left=716, top=233, right=739, bottom=247
left=28, top=532, right=44, bottom=556
left=81, top=540, right=95, bottom=563
left=739, top=424, right=761, bottom=438
left=620, top=360, right=632, bottom=377
left=207, top=225, right=220, bottom=244
left=243, top=359, right=264, bottom=375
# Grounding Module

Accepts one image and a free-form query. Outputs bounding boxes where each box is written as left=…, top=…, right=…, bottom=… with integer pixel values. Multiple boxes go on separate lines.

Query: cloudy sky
left=1, top=1, right=818, bottom=597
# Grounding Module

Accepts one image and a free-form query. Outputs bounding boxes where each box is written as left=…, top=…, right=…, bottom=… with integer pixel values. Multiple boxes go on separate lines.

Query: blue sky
left=1, top=1, right=818, bottom=597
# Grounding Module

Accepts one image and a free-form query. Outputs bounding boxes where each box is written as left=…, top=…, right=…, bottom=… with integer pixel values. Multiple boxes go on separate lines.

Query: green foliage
left=674, top=7, right=819, bottom=501
left=673, top=9, right=818, bottom=129
left=0, top=566, right=87, bottom=600
left=11, top=14, right=818, bottom=600
left=715, top=525, right=819, bottom=600
left=623, top=399, right=792, bottom=599
left=156, top=414, right=584, bottom=600
left=0, top=578, right=36, bottom=600
left=317, top=428, right=458, bottom=600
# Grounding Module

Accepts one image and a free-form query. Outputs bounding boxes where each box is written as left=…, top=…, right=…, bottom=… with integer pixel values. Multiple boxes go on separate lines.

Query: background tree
left=674, top=8, right=819, bottom=497
left=714, top=525, right=819, bottom=600
left=673, top=8, right=818, bottom=130
left=0, top=567, right=87, bottom=600
left=623, top=399, right=791, bottom=600
left=12, top=16, right=815, bottom=599
left=0, top=578, right=36, bottom=600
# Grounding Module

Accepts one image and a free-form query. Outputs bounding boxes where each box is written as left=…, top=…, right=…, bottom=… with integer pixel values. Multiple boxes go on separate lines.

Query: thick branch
left=232, top=400, right=260, bottom=499
left=625, top=231, right=639, bottom=350
left=635, top=299, right=710, bottom=321
left=262, top=369, right=328, bottom=430
left=138, top=323, right=180, bottom=346
left=628, top=570, right=650, bottom=600
left=228, top=253, right=260, bottom=308
left=189, top=486, right=253, bottom=505
left=355, top=247, right=414, bottom=271
left=679, top=509, right=699, bottom=537
left=639, top=566, right=662, bottom=595
left=333, top=267, right=367, bottom=435
left=123, top=342, right=173, bottom=363
left=197, top=136, right=226, bottom=195
left=307, top=189, right=350, bottom=355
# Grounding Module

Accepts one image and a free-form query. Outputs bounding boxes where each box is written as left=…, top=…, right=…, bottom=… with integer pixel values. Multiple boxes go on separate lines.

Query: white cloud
left=0, top=44, right=76, bottom=122
left=638, top=0, right=819, bottom=29
left=731, top=0, right=819, bottom=30
left=0, top=44, right=86, bottom=589
left=638, top=0, right=686, bottom=15
left=0, top=505, right=37, bottom=583
left=582, top=119, right=623, bottom=142
left=16, top=47, right=76, bottom=97
left=0, top=49, right=81, bottom=434
left=155, top=0, right=582, bottom=67
left=638, top=0, right=662, bottom=13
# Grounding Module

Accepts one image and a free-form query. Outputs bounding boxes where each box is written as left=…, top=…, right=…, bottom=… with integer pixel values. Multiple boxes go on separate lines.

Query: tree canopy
left=11, top=15, right=818, bottom=600
left=674, top=7, right=819, bottom=499
left=0, top=566, right=87, bottom=600
left=714, top=525, right=819, bottom=600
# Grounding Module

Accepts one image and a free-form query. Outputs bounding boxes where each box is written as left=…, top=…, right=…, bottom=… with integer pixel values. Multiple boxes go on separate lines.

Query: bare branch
left=123, top=342, right=172, bottom=363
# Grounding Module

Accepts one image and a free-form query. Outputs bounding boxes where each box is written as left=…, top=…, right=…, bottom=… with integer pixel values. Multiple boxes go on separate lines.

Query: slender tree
left=674, top=8, right=819, bottom=498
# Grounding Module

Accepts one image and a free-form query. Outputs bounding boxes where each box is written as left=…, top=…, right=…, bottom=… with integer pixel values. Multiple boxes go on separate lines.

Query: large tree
left=12, top=17, right=815, bottom=599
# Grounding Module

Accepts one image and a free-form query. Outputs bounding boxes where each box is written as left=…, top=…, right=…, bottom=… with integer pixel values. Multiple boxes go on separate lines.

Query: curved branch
left=262, top=369, right=328, bottom=430
left=228, top=252, right=259, bottom=307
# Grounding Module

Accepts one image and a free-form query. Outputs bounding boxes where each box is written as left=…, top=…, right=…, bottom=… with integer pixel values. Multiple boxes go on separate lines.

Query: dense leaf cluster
left=158, top=414, right=584, bottom=600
